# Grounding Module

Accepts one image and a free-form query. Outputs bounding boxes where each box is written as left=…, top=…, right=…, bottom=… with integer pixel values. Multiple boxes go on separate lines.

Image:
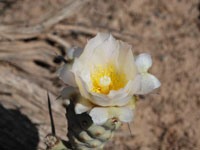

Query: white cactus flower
left=57, top=33, right=160, bottom=125
left=134, top=53, right=161, bottom=94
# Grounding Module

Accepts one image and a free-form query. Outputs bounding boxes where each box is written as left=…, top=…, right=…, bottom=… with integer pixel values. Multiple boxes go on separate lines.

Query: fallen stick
left=0, top=0, right=91, bottom=40
left=54, top=24, right=141, bottom=43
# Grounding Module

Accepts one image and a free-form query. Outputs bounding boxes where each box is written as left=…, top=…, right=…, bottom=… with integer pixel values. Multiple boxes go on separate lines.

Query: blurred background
left=0, top=0, right=199, bottom=149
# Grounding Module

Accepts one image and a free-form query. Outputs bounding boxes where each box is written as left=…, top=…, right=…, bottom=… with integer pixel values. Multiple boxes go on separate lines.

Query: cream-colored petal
left=89, top=107, right=109, bottom=125
left=74, top=74, right=91, bottom=99
left=89, top=92, right=111, bottom=106
left=80, top=33, right=110, bottom=60
left=135, top=53, right=152, bottom=73
left=72, top=59, right=92, bottom=87
left=57, top=63, right=77, bottom=87
left=72, top=58, right=83, bottom=73
left=73, top=33, right=115, bottom=76
left=108, top=80, right=134, bottom=106
left=88, top=80, right=139, bottom=107
left=87, top=81, right=132, bottom=106
left=135, top=73, right=161, bottom=94
left=117, top=41, right=137, bottom=80
left=89, top=92, right=129, bottom=107
left=118, top=107, right=134, bottom=123
left=106, top=107, right=134, bottom=123
left=61, top=86, right=77, bottom=99
left=107, top=78, right=140, bottom=106
left=90, top=34, right=119, bottom=66
left=67, top=46, right=83, bottom=59
left=75, top=97, right=93, bottom=114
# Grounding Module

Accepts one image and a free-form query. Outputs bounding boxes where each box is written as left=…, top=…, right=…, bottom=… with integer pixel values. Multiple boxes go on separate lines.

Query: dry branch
left=54, top=24, right=141, bottom=43
left=0, top=0, right=91, bottom=40
left=44, top=33, right=71, bottom=49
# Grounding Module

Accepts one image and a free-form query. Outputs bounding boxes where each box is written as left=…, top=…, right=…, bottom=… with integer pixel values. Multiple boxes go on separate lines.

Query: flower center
left=91, top=64, right=127, bottom=94
left=100, top=76, right=111, bottom=87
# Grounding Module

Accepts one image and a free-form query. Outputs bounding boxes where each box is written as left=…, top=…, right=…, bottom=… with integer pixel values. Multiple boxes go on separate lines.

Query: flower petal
left=106, top=107, right=134, bottom=123
left=117, top=107, right=134, bottom=123
left=61, top=86, right=77, bottom=99
left=67, top=46, right=83, bottom=59
left=135, top=53, right=152, bottom=73
left=89, top=107, right=108, bottom=125
left=57, top=63, right=77, bottom=87
left=74, top=74, right=91, bottom=99
left=87, top=81, right=135, bottom=106
left=75, top=97, right=93, bottom=114
left=89, top=92, right=111, bottom=106
left=135, top=73, right=161, bottom=94
left=84, top=80, right=139, bottom=107
left=80, top=33, right=110, bottom=59
left=88, top=34, right=119, bottom=66
left=117, top=41, right=137, bottom=80
left=108, top=81, right=135, bottom=106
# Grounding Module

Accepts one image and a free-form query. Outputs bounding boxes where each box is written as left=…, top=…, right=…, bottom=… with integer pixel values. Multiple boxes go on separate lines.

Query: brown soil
left=0, top=0, right=200, bottom=150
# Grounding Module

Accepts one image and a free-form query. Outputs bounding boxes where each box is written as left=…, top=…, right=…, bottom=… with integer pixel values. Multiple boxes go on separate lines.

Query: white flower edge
left=60, top=86, right=137, bottom=125
left=89, top=106, right=134, bottom=125
left=74, top=96, right=137, bottom=125
left=61, top=86, right=77, bottom=99
left=56, top=46, right=83, bottom=87
left=135, top=53, right=152, bottom=73
left=56, top=63, right=77, bottom=87
left=134, top=53, right=161, bottom=94
left=67, top=46, right=83, bottom=60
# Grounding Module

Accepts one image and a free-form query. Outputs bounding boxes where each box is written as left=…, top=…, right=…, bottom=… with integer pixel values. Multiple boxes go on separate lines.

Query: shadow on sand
left=0, top=104, right=39, bottom=150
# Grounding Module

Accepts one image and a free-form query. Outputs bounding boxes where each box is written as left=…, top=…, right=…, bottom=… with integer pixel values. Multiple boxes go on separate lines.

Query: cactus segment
left=45, top=134, right=71, bottom=150
left=45, top=96, right=122, bottom=150
left=65, top=102, right=121, bottom=150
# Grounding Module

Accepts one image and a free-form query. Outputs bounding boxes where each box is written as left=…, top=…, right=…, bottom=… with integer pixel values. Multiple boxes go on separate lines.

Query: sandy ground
left=0, top=0, right=200, bottom=150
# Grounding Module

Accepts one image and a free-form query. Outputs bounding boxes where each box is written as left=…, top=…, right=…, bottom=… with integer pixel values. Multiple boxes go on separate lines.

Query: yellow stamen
left=91, top=64, right=127, bottom=94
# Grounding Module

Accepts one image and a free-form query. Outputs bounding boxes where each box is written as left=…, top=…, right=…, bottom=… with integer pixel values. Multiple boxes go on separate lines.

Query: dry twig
left=0, top=0, right=91, bottom=40
left=54, top=24, right=141, bottom=43
left=44, top=34, right=71, bottom=49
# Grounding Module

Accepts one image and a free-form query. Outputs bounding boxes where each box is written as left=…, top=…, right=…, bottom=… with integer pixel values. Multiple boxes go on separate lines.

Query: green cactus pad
left=65, top=102, right=121, bottom=150
left=45, top=100, right=122, bottom=150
